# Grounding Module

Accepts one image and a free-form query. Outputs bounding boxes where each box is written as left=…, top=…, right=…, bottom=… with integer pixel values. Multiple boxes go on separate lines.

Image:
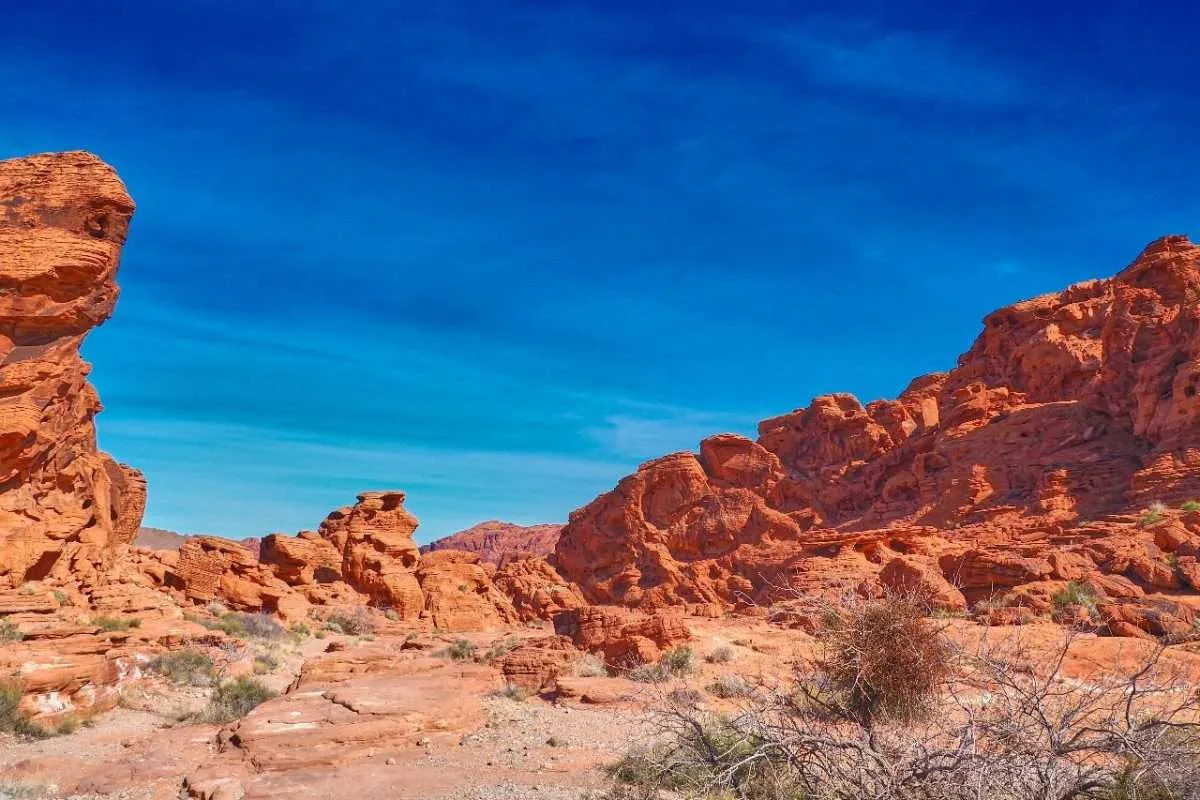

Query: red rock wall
left=554, top=236, right=1200, bottom=615
left=0, top=151, right=146, bottom=589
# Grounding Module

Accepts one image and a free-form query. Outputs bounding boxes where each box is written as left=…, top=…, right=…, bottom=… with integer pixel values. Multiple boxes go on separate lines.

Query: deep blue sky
left=4, top=2, right=1199, bottom=540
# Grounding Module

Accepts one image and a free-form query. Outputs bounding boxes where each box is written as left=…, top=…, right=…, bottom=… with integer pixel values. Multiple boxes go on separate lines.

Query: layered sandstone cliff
left=0, top=151, right=146, bottom=590
left=554, top=236, right=1200, bottom=636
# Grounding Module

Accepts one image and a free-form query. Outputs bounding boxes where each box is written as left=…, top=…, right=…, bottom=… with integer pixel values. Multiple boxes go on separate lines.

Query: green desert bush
left=199, top=677, right=274, bottom=724
left=89, top=615, right=141, bottom=632
left=1051, top=581, right=1099, bottom=617
left=148, top=649, right=216, bottom=686
left=628, top=646, right=697, bottom=683
left=0, top=617, right=24, bottom=642
left=441, top=638, right=477, bottom=662
left=1139, top=501, right=1169, bottom=528
left=0, top=682, right=24, bottom=732
left=196, top=611, right=285, bottom=641
left=1182, top=499, right=1200, bottom=513
left=660, top=646, right=696, bottom=677
left=0, top=681, right=51, bottom=740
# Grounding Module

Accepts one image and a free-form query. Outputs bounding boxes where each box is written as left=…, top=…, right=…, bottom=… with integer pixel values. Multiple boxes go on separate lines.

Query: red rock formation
left=172, top=536, right=304, bottom=618
left=415, top=550, right=518, bottom=631
left=495, top=635, right=577, bottom=690
left=0, top=151, right=145, bottom=591
left=493, top=556, right=586, bottom=622
left=420, top=520, right=562, bottom=565
left=145, top=492, right=527, bottom=631
left=318, top=491, right=425, bottom=618
left=552, top=606, right=691, bottom=667
left=554, top=236, right=1200, bottom=639
left=135, top=526, right=261, bottom=556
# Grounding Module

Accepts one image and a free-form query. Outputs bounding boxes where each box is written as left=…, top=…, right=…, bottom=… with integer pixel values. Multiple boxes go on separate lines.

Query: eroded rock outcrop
left=553, top=605, right=691, bottom=667
left=493, top=556, right=586, bottom=622
left=144, top=492, right=525, bottom=631
left=415, top=550, right=519, bottom=631
left=554, top=236, right=1200, bottom=639
left=0, top=151, right=146, bottom=590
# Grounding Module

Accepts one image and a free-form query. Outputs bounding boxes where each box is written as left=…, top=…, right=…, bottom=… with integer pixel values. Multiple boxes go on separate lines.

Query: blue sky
left=4, top=1, right=1199, bottom=541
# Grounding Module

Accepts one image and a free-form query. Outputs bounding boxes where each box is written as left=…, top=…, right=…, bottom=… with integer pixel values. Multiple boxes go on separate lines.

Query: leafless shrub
left=810, top=592, right=953, bottom=725
left=705, top=646, right=736, bottom=664
left=604, top=597, right=1200, bottom=800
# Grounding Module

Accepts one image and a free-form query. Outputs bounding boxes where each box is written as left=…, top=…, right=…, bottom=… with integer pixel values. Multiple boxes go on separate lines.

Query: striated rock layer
left=0, top=151, right=146, bottom=590
left=554, top=236, right=1200, bottom=633
left=420, top=520, right=562, bottom=565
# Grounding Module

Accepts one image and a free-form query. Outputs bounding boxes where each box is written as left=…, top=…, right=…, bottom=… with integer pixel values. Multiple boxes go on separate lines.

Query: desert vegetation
left=147, top=649, right=216, bottom=686
left=88, top=614, right=141, bottom=632
left=198, top=677, right=274, bottom=724
left=187, top=610, right=285, bottom=641
left=601, top=594, right=1200, bottom=800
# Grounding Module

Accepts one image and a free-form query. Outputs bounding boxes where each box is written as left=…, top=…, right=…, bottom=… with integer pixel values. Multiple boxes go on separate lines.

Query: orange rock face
left=552, top=606, right=691, bottom=667
left=554, top=236, right=1200, bottom=638
left=493, top=556, right=586, bottom=622
left=415, top=549, right=518, bottom=631
left=0, top=151, right=145, bottom=590
left=420, top=520, right=562, bottom=565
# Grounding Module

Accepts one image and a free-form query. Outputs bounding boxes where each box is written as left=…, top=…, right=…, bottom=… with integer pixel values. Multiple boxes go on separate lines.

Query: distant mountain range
left=137, top=519, right=561, bottom=566
left=135, top=527, right=261, bottom=556
left=419, top=520, right=562, bottom=565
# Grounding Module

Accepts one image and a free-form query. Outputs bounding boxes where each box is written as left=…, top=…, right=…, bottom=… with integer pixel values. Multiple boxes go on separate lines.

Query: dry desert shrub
left=573, top=652, right=610, bottom=677
left=199, top=677, right=274, bottom=724
left=811, top=593, right=953, bottom=725
left=148, top=648, right=216, bottom=686
left=323, top=607, right=376, bottom=636
left=602, top=593, right=1200, bottom=800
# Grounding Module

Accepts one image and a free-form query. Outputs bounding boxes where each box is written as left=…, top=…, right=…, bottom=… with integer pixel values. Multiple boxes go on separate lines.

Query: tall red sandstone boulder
left=0, top=151, right=145, bottom=590
left=315, top=491, right=424, bottom=618
left=554, top=236, right=1200, bottom=639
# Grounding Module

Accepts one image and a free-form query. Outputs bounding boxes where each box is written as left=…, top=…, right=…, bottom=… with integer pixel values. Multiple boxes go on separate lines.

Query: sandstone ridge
left=554, top=235, right=1200, bottom=638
